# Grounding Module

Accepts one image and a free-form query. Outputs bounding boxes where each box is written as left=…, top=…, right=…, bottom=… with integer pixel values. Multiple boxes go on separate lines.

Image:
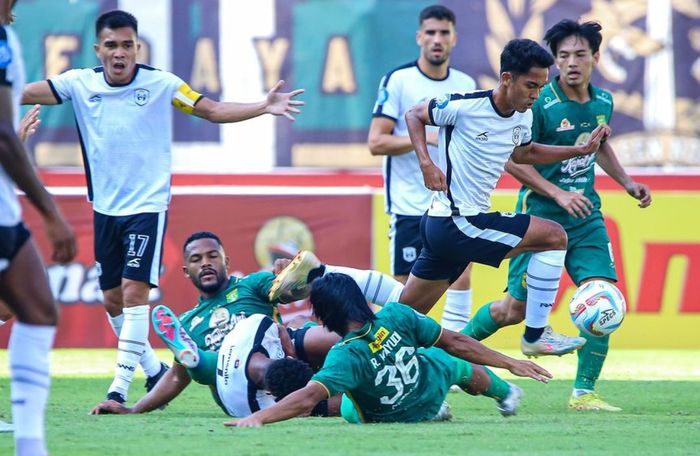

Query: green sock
left=461, top=302, right=500, bottom=340
left=573, top=331, right=610, bottom=390
left=483, top=367, right=511, bottom=401
left=186, top=349, right=218, bottom=385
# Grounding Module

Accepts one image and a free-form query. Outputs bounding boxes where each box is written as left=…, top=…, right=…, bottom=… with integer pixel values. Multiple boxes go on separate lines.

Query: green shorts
left=507, top=217, right=617, bottom=301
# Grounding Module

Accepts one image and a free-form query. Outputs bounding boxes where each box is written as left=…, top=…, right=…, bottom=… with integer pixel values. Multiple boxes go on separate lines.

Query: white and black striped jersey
left=49, top=64, right=202, bottom=216
left=427, top=90, right=532, bottom=217
left=216, top=314, right=284, bottom=417
left=0, top=25, right=26, bottom=226
left=372, top=62, right=475, bottom=216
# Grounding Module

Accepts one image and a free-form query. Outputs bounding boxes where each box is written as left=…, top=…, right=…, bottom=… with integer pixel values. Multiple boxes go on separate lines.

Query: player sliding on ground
left=227, top=273, right=551, bottom=427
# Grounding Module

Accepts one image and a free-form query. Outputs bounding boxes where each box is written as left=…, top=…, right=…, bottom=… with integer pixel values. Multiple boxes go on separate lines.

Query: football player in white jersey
left=368, top=5, right=475, bottom=331
left=21, top=10, right=304, bottom=407
left=0, top=1, right=76, bottom=454
left=401, top=38, right=610, bottom=357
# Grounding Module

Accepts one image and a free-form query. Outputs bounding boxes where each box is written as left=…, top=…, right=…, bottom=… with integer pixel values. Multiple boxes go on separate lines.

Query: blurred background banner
left=13, top=0, right=700, bottom=170
left=0, top=190, right=372, bottom=347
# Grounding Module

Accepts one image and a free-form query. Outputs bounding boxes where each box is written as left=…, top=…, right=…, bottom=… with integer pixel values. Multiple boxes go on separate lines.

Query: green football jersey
left=516, top=77, right=614, bottom=229
left=311, top=302, right=450, bottom=423
left=178, top=272, right=278, bottom=352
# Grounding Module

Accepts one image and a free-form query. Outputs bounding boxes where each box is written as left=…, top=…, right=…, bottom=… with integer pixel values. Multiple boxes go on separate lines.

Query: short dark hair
left=96, top=10, right=138, bottom=37
left=544, top=19, right=603, bottom=55
left=182, top=231, right=223, bottom=255
left=500, top=38, right=554, bottom=76
left=419, top=5, right=456, bottom=26
left=309, top=273, right=375, bottom=336
left=264, top=358, right=314, bottom=401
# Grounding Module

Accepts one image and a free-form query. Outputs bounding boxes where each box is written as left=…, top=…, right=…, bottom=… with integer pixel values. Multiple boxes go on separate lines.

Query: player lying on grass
left=90, top=231, right=339, bottom=416
left=227, top=273, right=552, bottom=427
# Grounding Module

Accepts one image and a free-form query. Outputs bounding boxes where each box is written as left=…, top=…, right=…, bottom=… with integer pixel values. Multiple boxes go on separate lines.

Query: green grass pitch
left=0, top=349, right=699, bottom=455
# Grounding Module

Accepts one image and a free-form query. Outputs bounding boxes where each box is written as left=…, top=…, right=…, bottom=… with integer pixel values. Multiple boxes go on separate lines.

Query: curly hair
left=264, top=358, right=314, bottom=401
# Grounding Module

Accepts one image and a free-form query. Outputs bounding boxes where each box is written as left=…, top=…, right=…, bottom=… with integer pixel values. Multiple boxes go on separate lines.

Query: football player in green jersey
left=462, top=20, right=651, bottom=412
left=227, top=273, right=552, bottom=427
left=91, top=231, right=338, bottom=415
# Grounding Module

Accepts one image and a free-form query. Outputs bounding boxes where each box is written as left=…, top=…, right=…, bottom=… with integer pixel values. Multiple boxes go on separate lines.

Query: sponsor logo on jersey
left=0, top=40, right=12, bottom=68
left=556, top=118, right=575, bottom=132
left=126, top=258, right=141, bottom=268
left=596, top=114, right=607, bottom=125
left=89, top=94, right=102, bottom=103
left=512, top=126, right=522, bottom=145
left=560, top=151, right=596, bottom=177
left=434, top=93, right=450, bottom=109
left=475, top=131, right=489, bottom=142
left=134, top=88, right=150, bottom=106
left=369, top=326, right=390, bottom=353
left=402, top=246, right=416, bottom=263
left=209, top=307, right=230, bottom=328
left=226, top=289, right=238, bottom=303
left=376, top=87, right=388, bottom=105
left=189, top=316, right=204, bottom=332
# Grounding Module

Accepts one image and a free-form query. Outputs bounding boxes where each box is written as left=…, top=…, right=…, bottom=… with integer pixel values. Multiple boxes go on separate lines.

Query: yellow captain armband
left=172, top=82, right=203, bottom=115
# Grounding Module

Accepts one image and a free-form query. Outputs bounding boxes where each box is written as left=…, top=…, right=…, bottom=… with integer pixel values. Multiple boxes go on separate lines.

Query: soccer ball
left=568, top=281, right=626, bottom=337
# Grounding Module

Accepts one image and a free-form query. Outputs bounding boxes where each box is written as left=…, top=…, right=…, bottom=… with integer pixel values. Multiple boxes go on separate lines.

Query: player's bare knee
left=543, top=220, right=567, bottom=250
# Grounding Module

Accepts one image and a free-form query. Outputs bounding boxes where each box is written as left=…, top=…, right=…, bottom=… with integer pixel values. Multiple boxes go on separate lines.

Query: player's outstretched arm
left=512, top=124, right=611, bottom=165
left=193, top=80, right=304, bottom=123
left=225, top=381, right=328, bottom=428
left=21, top=81, right=62, bottom=105
left=596, top=142, right=651, bottom=208
left=435, top=329, right=552, bottom=383
left=367, top=116, right=438, bottom=156
left=505, top=159, right=593, bottom=218
left=0, top=87, right=75, bottom=263
left=405, top=101, right=446, bottom=191
left=90, top=363, right=192, bottom=415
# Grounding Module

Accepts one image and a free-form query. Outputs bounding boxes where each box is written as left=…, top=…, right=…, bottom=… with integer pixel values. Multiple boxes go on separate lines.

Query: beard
left=194, top=269, right=228, bottom=294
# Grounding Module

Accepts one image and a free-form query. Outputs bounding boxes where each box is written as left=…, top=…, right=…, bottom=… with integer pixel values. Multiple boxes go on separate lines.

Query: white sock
left=573, top=388, right=593, bottom=397
left=107, top=311, right=161, bottom=378
left=324, top=265, right=404, bottom=306
left=108, top=305, right=150, bottom=399
left=10, top=321, right=55, bottom=456
left=441, top=289, right=472, bottom=331
left=524, top=250, right=566, bottom=329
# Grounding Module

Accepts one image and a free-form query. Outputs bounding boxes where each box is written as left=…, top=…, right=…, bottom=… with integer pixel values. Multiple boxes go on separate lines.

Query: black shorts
left=93, top=211, right=167, bottom=290
left=0, top=222, right=31, bottom=272
left=388, top=214, right=423, bottom=276
left=411, top=212, right=531, bottom=283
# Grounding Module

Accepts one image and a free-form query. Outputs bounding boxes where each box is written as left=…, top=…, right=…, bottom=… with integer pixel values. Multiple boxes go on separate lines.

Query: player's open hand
left=265, top=80, right=305, bottom=121
left=420, top=162, right=447, bottom=192
left=508, top=359, right=552, bottom=383
left=224, top=416, right=263, bottom=428
left=579, top=124, right=611, bottom=155
left=90, top=399, right=131, bottom=415
left=554, top=189, right=593, bottom=218
left=272, top=258, right=292, bottom=275
left=18, top=104, right=41, bottom=142
left=44, top=210, right=76, bottom=264
left=624, top=181, right=652, bottom=208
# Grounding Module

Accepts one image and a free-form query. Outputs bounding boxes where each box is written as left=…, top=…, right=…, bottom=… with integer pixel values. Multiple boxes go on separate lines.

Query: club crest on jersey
left=134, top=88, right=150, bottom=106
left=402, top=247, right=417, bottom=262
left=434, top=93, right=450, bottom=109
left=226, top=289, right=238, bottom=303
left=512, top=126, right=522, bottom=145
left=596, top=114, right=607, bottom=125
left=556, top=118, right=575, bottom=132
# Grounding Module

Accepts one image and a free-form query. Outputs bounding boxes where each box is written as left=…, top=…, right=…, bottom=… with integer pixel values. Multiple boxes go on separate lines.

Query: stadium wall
left=2, top=173, right=698, bottom=349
